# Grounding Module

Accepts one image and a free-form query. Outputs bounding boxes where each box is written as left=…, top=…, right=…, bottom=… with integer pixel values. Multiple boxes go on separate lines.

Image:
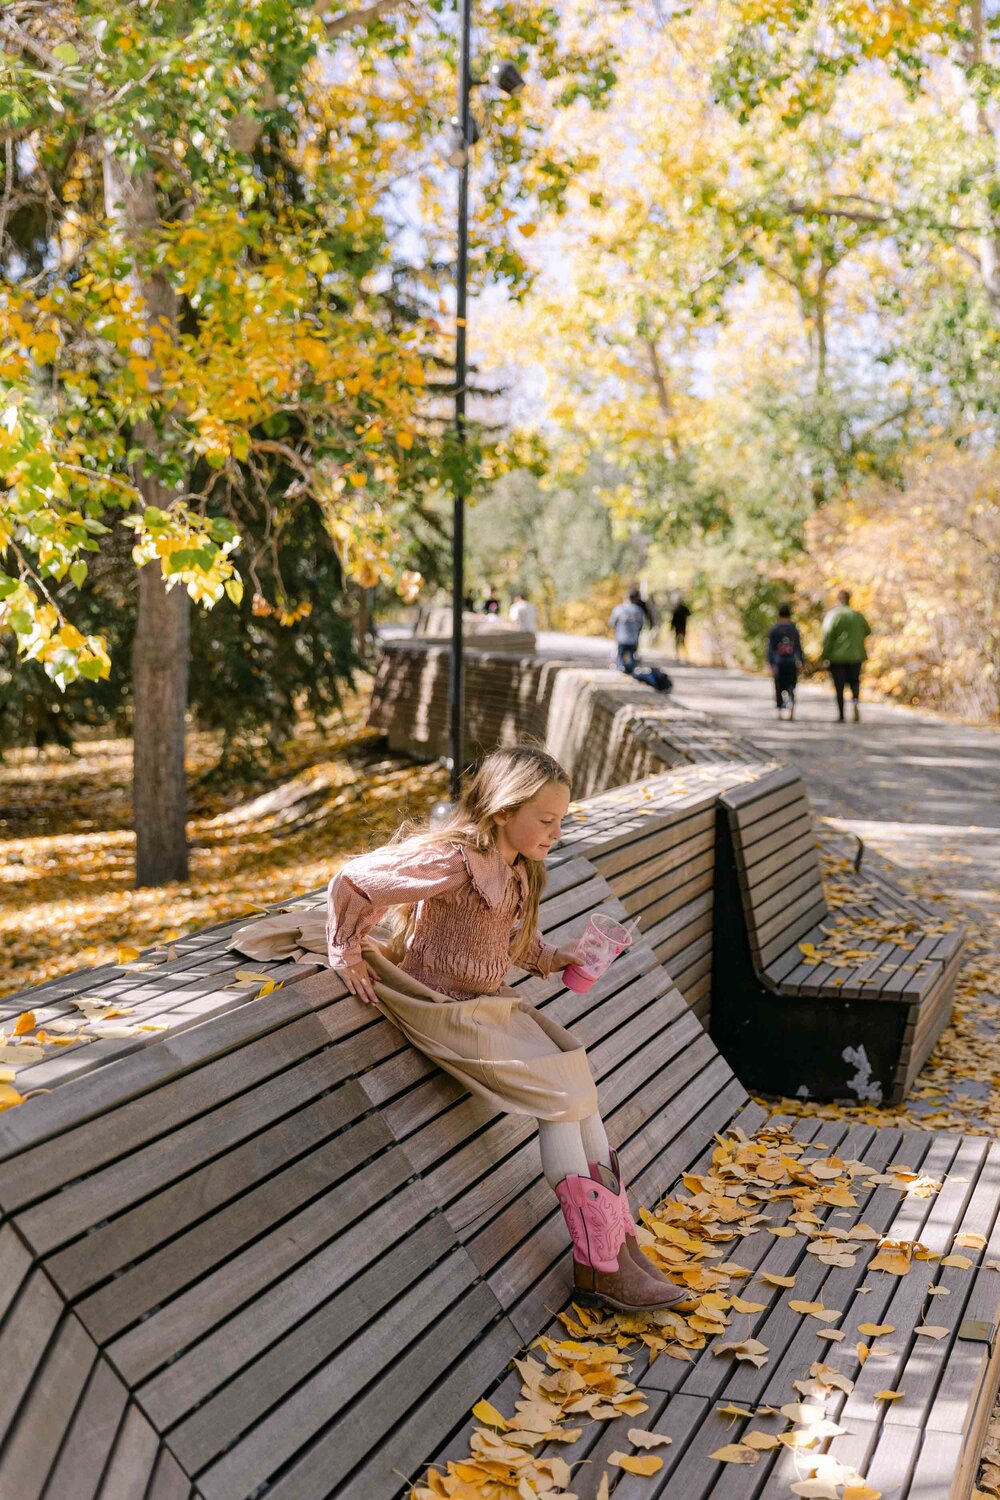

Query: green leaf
left=8, top=609, right=32, bottom=635
left=77, top=657, right=107, bottom=681
left=224, top=577, right=244, bottom=605
left=70, top=559, right=88, bottom=587
left=52, top=43, right=80, bottom=65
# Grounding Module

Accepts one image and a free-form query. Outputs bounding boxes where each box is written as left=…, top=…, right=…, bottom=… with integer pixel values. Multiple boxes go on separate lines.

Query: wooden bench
left=0, top=772, right=989, bottom=1500
left=0, top=825, right=747, bottom=1500
left=711, top=765, right=966, bottom=1106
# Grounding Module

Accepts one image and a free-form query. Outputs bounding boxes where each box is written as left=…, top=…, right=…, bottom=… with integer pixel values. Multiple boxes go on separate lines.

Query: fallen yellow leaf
left=857, top=1323, right=894, bottom=1337
left=610, top=1451, right=663, bottom=1475
left=874, top=1390, right=904, bottom=1402
left=709, top=1444, right=760, bottom=1464
left=471, top=1400, right=508, bottom=1429
left=729, top=1295, right=766, bottom=1313
left=741, top=1430, right=780, bottom=1450
left=13, top=1011, right=35, bottom=1036
left=0, top=1043, right=44, bottom=1064
left=790, top=1301, right=840, bottom=1322
left=627, top=1430, right=672, bottom=1450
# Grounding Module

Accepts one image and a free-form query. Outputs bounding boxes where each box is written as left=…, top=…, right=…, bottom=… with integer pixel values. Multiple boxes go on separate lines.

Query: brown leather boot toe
left=573, top=1247, right=685, bottom=1313
left=622, top=1237, right=696, bottom=1310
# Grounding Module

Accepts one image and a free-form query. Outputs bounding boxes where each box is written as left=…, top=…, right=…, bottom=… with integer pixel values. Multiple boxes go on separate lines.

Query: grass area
left=0, top=682, right=447, bottom=999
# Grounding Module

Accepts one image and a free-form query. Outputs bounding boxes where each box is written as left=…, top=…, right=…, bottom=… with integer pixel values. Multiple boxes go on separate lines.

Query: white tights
left=537, top=1113, right=612, bottom=1188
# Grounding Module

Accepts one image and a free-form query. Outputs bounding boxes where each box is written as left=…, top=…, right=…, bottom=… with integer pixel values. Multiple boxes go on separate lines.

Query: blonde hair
left=384, top=743, right=571, bottom=965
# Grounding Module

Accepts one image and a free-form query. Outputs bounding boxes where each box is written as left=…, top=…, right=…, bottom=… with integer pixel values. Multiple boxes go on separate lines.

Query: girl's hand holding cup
left=561, top=913, right=634, bottom=993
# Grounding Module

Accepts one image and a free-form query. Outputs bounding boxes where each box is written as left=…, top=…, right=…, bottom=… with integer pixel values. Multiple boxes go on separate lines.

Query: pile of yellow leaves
left=411, top=1120, right=949, bottom=1498
left=412, top=1341, right=652, bottom=1499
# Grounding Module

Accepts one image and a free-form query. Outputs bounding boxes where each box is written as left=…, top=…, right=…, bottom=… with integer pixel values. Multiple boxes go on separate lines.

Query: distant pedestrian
left=609, top=588, right=646, bottom=674
left=767, top=603, right=805, bottom=721
left=822, top=589, right=871, bottom=723
left=670, top=596, right=691, bottom=657
left=509, top=592, right=538, bottom=633
left=481, top=586, right=501, bottom=616
left=462, top=592, right=475, bottom=612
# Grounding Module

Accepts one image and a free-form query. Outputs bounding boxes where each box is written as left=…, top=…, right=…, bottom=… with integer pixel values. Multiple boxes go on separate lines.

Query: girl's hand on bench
left=337, top=959, right=380, bottom=1006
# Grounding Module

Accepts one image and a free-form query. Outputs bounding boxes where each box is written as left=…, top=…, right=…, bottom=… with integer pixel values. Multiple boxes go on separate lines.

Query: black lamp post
left=448, top=0, right=473, bottom=803
left=446, top=5, right=524, bottom=803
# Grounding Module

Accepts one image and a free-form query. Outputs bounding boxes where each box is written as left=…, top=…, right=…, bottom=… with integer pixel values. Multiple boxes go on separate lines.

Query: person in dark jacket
left=669, top=596, right=691, bottom=657
left=767, top=603, right=805, bottom=720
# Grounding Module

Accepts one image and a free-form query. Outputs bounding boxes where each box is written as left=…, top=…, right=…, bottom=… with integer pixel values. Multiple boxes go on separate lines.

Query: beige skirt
left=232, top=910, right=598, bottom=1123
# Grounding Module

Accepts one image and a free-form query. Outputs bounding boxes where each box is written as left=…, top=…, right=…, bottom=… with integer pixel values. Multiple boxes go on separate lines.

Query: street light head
left=488, top=59, right=525, bottom=96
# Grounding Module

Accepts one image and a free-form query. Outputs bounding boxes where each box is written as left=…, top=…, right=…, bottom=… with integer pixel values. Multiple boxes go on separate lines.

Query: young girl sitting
left=325, top=743, right=689, bottom=1315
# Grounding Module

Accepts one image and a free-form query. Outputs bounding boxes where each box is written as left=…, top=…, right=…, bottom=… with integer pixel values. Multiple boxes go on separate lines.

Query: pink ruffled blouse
left=326, top=839, right=558, bottom=1000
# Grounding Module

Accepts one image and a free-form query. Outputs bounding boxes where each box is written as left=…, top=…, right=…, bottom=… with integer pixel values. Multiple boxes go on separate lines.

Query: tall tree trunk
left=133, top=548, right=190, bottom=886
left=103, top=151, right=191, bottom=885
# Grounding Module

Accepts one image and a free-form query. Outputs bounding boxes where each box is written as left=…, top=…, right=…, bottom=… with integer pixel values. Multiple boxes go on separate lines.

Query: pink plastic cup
left=562, top=913, right=633, bottom=993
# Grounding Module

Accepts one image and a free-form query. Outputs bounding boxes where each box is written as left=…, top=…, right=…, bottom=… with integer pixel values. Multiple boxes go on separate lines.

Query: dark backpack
left=634, top=665, right=673, bottom=693
left=776, top=632, right=796, bottom=657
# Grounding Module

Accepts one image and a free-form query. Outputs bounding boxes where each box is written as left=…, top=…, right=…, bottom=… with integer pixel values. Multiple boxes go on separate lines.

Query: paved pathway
left=537, top=631, right=1000, bottom=935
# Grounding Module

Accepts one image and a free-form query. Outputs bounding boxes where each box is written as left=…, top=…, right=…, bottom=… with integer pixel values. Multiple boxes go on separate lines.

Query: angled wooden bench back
left=559, top=763, right=772, bottom=1028
left=719, top=765, right=828, bottom=968
left=0, top=792, right=753, bottom=1500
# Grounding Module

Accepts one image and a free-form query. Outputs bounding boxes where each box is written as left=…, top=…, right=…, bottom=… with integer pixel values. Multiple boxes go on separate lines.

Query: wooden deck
left=0, top=765, right=993, bottom=1500
left=0, top=644, right=994, bottom=1499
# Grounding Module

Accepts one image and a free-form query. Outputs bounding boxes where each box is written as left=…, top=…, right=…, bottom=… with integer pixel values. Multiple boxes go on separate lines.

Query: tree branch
left=781, top=199, right=985, bottom=235
left=0, top=14, right=65, bottom=72
left=321, top=0, right=413, bottom=37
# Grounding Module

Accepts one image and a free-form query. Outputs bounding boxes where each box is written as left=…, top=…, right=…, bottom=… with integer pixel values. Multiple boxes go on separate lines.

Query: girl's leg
left=579, top=1111, right=613, bottom=1171
left=545, top=1115, right=691, bottom=1311
left=537, top=1119, right=590, bottom=1188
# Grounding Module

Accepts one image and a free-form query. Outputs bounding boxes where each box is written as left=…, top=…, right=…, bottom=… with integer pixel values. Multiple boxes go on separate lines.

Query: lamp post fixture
left=446, top=5, right=523, bottom=803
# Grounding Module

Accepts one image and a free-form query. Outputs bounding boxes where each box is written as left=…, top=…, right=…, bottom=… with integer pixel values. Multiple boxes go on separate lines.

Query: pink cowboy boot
left=555, top=1171, right=690, bottom=1313
left=588, top=1151, right=693, bottom=1307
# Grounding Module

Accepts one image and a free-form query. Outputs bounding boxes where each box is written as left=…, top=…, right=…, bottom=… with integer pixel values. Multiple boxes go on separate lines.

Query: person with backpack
left=609, top=587, right=646, bottom=674
left=767, top=603, right=805, bottom=720
left=822, top=589, right=871, bottom=723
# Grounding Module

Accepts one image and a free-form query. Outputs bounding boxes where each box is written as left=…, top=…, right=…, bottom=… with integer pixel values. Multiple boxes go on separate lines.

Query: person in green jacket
left=821, top=589, right=871, bottom=723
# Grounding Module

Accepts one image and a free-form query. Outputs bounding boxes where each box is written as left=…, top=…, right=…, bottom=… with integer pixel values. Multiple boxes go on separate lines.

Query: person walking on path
left=509, top=592, right=538, bottom=633
left=670, top=595, right=691, bottom=658
left=822, top=588, right=871, bottom=723
left=767, top=602, right=805, bottom=721
left=609, top=588, right=647, bottom=673
left=481, top=586, right=501, bottom=616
